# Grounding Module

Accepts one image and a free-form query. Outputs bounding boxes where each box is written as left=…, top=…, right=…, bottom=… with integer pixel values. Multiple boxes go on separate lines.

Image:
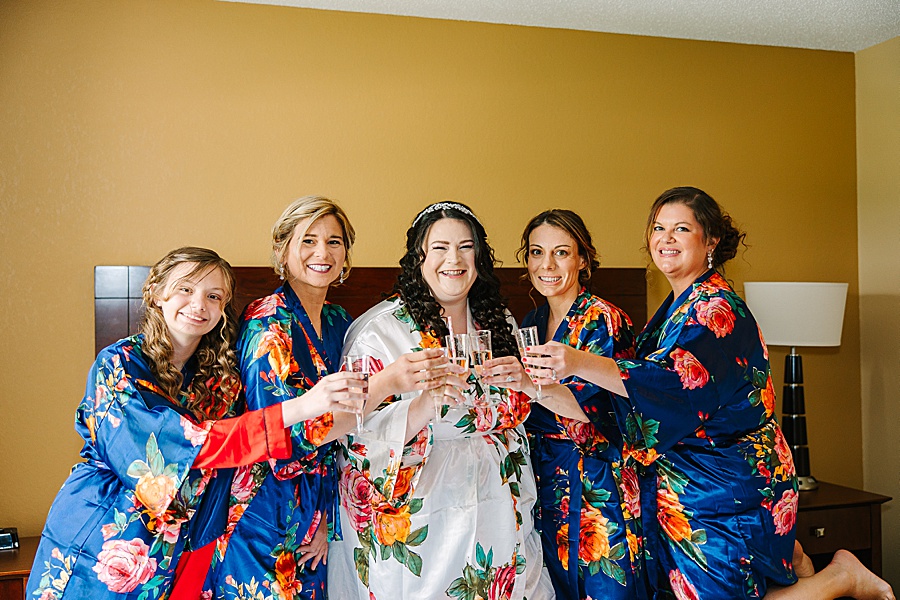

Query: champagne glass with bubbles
left=343, top=354, right=372, bottom=434
left=516, top=326, right=549, bottom=402
left=469, top=330, right=492, bottom=408
left=445, top=333, right=471, bottom=407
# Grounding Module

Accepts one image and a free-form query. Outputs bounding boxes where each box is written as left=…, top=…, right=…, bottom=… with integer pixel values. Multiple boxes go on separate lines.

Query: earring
left=707, top=250, right=714, bottom=269
left=279, top=265, right=286, bottom=280
left=339, top=269, right=345, bottom=284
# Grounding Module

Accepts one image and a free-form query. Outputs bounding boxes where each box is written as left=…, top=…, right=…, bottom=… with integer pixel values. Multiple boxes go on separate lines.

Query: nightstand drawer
left=795, top=506, right=871, bottom=555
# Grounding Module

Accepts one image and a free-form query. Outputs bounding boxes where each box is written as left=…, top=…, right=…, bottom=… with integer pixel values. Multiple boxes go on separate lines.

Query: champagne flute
left=343, top=354, right=371, bottom=434
left=469, top=330, right=492, bottom=408
left=445, top=333, right=471, bottom=407
left=516, top=326, right=549, bottom=402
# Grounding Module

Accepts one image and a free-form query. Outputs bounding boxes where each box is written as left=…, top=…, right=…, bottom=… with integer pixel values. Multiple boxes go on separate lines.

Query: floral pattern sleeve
left=614, top=280, right=771, bottom=460
left=612, top=272, right=797, bottom=599
left=236, top=296, right=334, bottom=473
left=85, top=345, right=212, bottom=520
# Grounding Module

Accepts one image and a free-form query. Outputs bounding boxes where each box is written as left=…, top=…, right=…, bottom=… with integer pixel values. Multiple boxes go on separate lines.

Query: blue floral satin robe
left=28, top=335, right=238, bottom=600
left=615, top=271, right=798, bottom=599
left=206, top=285, right=351, bottom=600
left=523, top=289, right=645, bottom=600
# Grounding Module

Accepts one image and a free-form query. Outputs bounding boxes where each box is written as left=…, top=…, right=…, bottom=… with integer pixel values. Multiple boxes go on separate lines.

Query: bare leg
left=766, top=548, right=895, bottom=600
left=793, top=540, right=815, bottom=578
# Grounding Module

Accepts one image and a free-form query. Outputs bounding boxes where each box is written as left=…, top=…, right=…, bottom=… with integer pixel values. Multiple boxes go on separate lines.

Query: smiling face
left=526, top=224, right=586, bottom=305
left=420, top=218, right=478, bottom=310
left=154, top=263, right=227, bottom=353
left=284, top=214, right=347, bottom=294
left=649, top=202, right=717, bottom=296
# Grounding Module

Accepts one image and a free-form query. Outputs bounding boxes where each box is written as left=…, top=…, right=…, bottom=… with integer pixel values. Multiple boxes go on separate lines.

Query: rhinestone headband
left=412, top=202, right=481, bottom=227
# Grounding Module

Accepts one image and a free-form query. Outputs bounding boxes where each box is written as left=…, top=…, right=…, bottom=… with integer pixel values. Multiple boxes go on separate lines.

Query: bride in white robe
left=328, top=202, right=554, bottom=600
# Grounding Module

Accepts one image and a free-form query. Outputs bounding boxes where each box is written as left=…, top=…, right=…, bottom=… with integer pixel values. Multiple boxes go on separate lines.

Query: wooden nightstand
left=0, top=536, right=38, bottom=600
left=797, top=481, right=892, bottom=576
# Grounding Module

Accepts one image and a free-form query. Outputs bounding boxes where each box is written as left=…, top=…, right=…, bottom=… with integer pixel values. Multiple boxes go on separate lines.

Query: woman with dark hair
left=507, top=209, right=642, bottom=599
left=28, top=247, right=361, bottom=599
left=203, top=197, right=444, bottom=600
left=328, top=201, right=554, bottom=599
left=523, top=188, right=895, bottom=600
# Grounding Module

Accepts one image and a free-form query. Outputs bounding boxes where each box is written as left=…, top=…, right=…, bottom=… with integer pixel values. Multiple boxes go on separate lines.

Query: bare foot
left=794, top=541, right=815, bottom=578
left=830, top=549, right=895, bottom=600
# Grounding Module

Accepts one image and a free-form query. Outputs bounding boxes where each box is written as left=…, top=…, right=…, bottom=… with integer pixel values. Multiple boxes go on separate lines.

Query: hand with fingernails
left=520, top=341, right=586, bottom=386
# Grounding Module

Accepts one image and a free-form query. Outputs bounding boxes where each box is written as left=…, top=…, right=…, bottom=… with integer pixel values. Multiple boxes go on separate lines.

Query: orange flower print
left=419, top=331, right=442, bottom=349
left=657, top=487, right=692, bottom=543
left=569, top=304, right=602, bottom=342
left=373, top=503, right=412, bottom=546
left=757, top=323, right=769, bottom=360
left=273, top=550, right=302, bottom=599
left=393, top=466, right=416, bottom=499
left=670, top=348, right=709, bottom=390
left=255, top=323, right=296, bottom=380
left=134, top=472, right=177, bottom=517
left=694, top=296, right=736, bottom=338
left=556, top=522, right=570, bottom=570
left=626, top=528, right=639, bottom=560
left=304, top=412, right=334, bottom=447
left=773, top=428, right=796, bottom=478
left=623, top=443, right=658, bottom=467
left=760, top=373, right=776, bottom=417
left=578, top=504, right=611, bottom=562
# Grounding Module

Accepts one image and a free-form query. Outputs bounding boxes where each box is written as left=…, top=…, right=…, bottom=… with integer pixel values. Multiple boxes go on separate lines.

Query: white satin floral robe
left=328, top=297, right=554, bottom=600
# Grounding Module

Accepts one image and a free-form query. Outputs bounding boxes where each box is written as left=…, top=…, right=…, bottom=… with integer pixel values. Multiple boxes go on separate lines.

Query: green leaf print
left=406, top=525, right=428, bottom=546
left=406, top=549, right=423, bottom=576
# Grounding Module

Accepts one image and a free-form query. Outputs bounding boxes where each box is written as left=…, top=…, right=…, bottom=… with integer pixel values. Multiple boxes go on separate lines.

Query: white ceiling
left=225, top=0, right=900, bottom=52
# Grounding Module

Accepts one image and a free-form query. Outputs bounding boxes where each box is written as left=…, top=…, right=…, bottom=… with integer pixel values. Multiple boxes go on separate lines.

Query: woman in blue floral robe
left=516, top=210, right=644, bottom=600
left=206, top=197, right=441, bottom=600
left=524, top=189, right=799, bottom=599
left=27, top=247, right=345, bottom=600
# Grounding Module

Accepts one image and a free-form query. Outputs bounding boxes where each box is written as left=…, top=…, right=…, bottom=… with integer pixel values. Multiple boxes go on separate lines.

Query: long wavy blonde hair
left=140, top=247, right=240, bottom=420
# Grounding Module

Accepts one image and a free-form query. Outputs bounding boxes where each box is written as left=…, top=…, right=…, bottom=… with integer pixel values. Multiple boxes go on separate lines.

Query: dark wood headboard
left=94, top=266, right=647, bottom=355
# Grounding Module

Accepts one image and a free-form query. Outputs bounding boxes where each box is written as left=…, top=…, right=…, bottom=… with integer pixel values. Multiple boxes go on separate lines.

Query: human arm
left=321, top=348, right=449, bottom=444
left=523, top=342, right=628, bottom=397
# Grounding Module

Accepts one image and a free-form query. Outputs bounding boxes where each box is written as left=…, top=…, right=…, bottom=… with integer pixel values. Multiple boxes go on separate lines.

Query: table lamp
left=743, top=282, right=848, bottom=491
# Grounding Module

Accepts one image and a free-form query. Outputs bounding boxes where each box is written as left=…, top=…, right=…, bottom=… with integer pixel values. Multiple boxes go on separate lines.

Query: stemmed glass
left=343, top=354, right=372, bottom=434
left=445, top=333, right=471, bottom=407
left=469, top=330, right=492, bottom=408
left=516, top=326, right=549, bottom=402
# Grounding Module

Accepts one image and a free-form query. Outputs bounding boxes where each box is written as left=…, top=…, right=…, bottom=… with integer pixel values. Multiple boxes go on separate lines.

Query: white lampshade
left=744, top=282, right=848, bottom=347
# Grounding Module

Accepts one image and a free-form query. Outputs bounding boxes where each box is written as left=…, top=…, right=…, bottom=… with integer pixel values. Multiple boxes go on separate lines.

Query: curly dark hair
left=140, top=247, right=240, bottom=420
left=643, top=186, right=747, bottom=271
left=392, top=202, right=518, bottom=358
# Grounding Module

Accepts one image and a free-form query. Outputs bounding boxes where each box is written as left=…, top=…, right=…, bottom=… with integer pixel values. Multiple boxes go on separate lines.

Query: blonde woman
left=206, top=197, right=445, bottom=599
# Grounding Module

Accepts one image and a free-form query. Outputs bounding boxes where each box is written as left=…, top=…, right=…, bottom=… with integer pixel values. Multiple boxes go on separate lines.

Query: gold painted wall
left=1, top=0, right=861, bottom=536
left=857, top=35, right=900, bottom=586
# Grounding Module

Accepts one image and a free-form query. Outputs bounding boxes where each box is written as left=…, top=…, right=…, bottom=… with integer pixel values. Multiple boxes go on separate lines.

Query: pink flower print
left=772, top=489, right=798, bottom=535
left=181, top=416, right=211, bottom=447
left=488, top=564, right=516, bottom=600
left=670, top=348, right=709, bottom=390
left=340, top=466, right=374, bottom=534
left=773, top=427, right=796, bottom=478
left=243, top=294, right=285, bottom=320
left=230, top=465, right=257, bottom=503
left=91, top=538, right=157, bottom=593
left=619, top=466, right=641, bottom=518
left=668, top=568, right=700, bottom=600
left=694, top=296, right=736, bottom=338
